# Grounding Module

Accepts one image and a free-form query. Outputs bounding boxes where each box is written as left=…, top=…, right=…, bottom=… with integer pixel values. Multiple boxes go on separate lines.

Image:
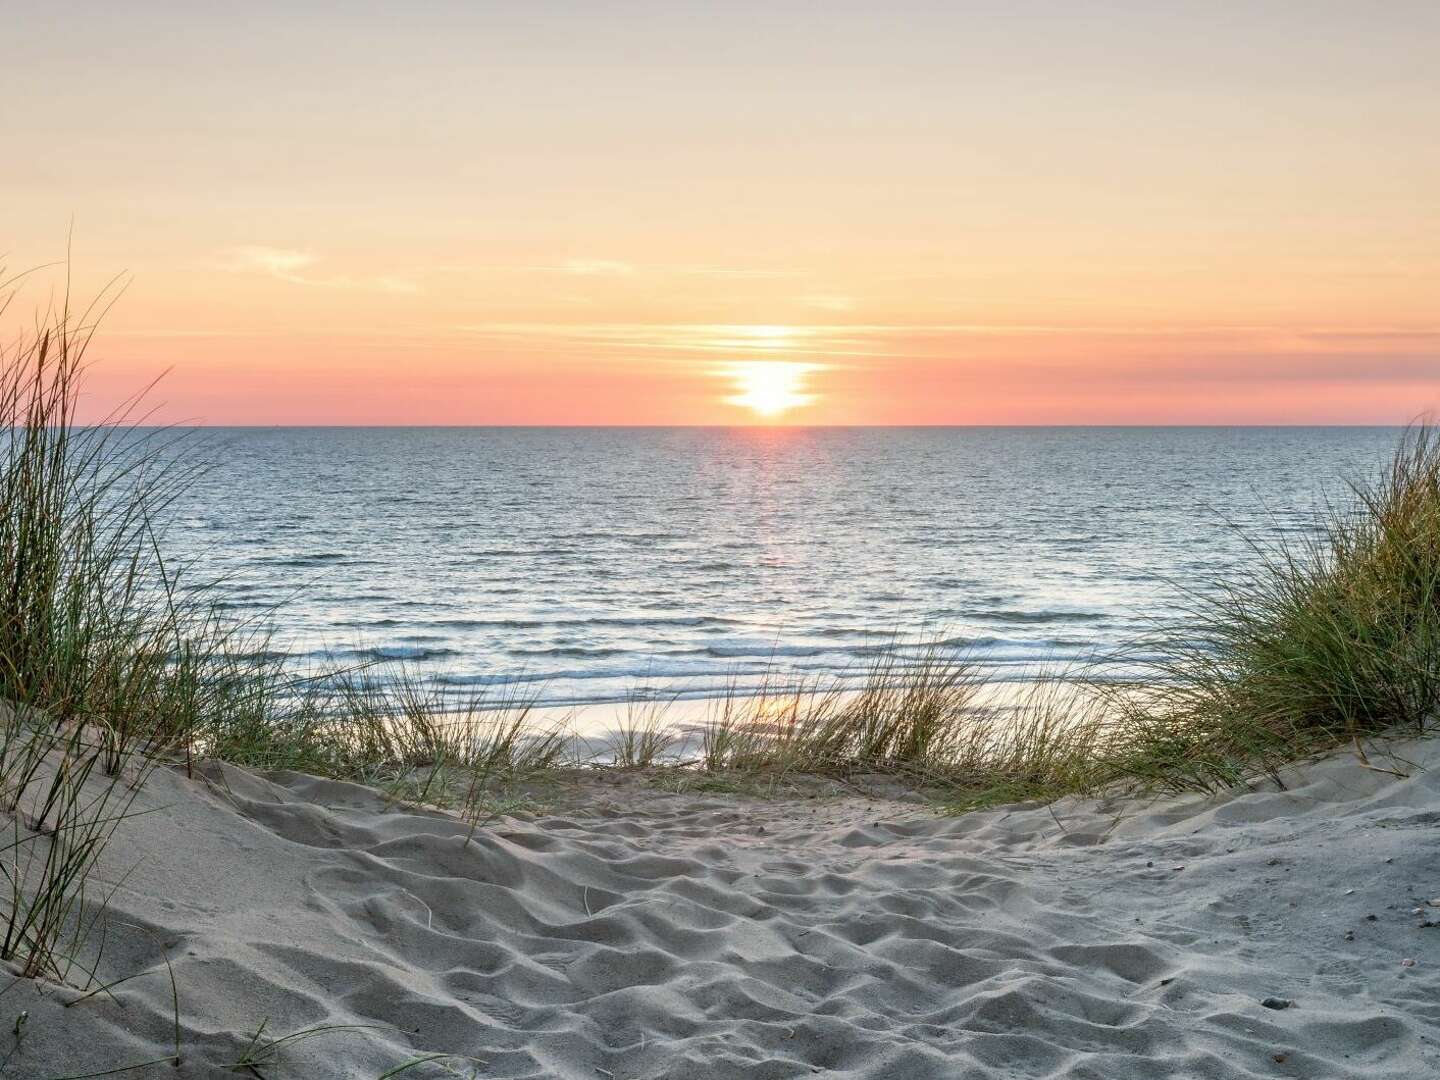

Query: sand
left=7, top=742, right=1440, bottom=1079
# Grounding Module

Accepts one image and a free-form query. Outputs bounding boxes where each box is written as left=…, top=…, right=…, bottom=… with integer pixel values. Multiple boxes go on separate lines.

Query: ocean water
left=164, top=427, right=1399, bottom=709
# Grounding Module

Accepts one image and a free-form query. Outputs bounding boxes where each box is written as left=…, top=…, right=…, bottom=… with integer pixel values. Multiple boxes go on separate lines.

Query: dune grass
left=193, top=659, right=574, bottom=810
left=685, top=646, right=1112, bottom=804
left=609, top=693, right=680, bottom=768
left=695, top=645, right=984, bottom=778
left=1081, top=425, right=1440, bottom=794
left=0, top=273, right=203, bottom=981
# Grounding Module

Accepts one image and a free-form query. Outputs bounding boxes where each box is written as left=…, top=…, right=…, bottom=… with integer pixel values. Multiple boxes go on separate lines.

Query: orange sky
left=4, top=3, right=1438, bottom=424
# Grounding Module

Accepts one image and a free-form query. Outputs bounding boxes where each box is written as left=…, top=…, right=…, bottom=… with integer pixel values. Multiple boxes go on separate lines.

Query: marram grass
left=1092, top=424, right=1440, bottom=794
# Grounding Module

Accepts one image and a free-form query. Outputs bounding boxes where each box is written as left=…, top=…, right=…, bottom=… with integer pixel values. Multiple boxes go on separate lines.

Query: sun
left=724, top=361, right=818, bottom=418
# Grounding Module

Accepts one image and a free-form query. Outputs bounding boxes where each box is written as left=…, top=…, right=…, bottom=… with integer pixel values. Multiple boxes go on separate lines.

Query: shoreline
left=513, top=678, right=1056, bottom=748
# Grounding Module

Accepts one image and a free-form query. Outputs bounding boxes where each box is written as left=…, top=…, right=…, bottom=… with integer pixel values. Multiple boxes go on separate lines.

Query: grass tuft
left=1094, top=424, right=1440, bottom=793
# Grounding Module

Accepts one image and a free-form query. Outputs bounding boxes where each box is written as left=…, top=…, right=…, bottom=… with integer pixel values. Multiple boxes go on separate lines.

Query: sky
left=3, top=1, right=1438, bottom=425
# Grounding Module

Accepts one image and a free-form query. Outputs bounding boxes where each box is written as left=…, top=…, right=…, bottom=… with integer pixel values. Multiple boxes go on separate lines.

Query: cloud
left=217, top=246, right=421, bottom=294
left=671, top=266, right=807, bottom=280
left=558, top=259, right=636, bottom=277
left=219, top=246, right=318, bottom=281
left=537, top=260, right=803, bottom=280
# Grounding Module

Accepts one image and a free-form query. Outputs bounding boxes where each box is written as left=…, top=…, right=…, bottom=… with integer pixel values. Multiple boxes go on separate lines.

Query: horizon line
left=107, top=421, right=1415, bottom=430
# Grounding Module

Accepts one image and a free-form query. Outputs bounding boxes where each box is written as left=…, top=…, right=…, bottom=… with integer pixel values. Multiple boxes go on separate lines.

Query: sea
left=162, top=427, right=1400, bottom=713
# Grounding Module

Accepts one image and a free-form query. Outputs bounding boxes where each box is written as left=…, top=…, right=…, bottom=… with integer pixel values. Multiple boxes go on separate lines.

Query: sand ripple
left=7, top=744, right=1440, bottom=1077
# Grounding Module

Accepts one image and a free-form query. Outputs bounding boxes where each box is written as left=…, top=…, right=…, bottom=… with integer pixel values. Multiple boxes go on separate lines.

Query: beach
left=4, top=315, right=1440, bottom=1080
left=7, top=739, right=1438, bottom=1079
left=7, top=4, right=1439, bottom=1074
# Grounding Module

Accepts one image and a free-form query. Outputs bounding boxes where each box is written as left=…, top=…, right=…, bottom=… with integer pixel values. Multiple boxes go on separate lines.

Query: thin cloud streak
left=217, top=247, right=422, bottom=295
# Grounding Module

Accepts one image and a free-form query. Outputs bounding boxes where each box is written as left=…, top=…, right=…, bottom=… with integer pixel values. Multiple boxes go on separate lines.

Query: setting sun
left=724, top=361, right=819, bottom=418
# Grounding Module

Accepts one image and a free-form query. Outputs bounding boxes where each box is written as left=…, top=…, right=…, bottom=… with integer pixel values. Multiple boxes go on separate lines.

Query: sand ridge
left=6, top=743, right=1440, bottom=1078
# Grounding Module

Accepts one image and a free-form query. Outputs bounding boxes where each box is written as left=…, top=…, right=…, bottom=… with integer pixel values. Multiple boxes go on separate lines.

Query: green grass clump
left=1098, top=425, right=1440, bottom=792
left=188, top=658, right=574, bottom=814
left=609, top=694, right=679, bottom=768
left=0, top=269, right=211, bottom=980
left=693, top=645, right=1102, bottom=799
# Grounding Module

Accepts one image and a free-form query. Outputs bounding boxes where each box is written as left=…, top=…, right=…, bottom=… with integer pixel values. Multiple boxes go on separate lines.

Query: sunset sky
left=4, top=2, right=1438, bottom=424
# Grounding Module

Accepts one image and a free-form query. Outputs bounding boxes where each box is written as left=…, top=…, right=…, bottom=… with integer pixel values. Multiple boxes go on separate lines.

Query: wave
left=433, top=658, right=777, bottom=688
left=432, top=614, right=745, bottom=631
left=507, top=645, right=631, bottom=659
left=311, top=645, right=464, bottom=663
left=255, top=552, right=351, bottom=566
left=700, top=641, right=836, bottom=659
left=398, top=638, right=1108, bottom=690
left=967, top=610, right=1105, bottom=625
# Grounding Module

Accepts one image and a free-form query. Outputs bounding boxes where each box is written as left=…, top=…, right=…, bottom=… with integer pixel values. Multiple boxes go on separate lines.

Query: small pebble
left=1273, top=1052, right=1288, bottom=1064
left=1344, top=888, right=1355, bottom=895
left=1344, top=930, right=1355, bottom=941
left=1366, top=914, right=1378, bottom=922
left=1261, top=997, right=1292, bottom=1010
left=1412, top=907, right=1425, bottom=916
left=1401, top=958, right=1417, bottom=967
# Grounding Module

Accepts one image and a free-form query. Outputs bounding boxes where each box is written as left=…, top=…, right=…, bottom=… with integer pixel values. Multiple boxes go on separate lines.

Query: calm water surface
left=164, top=427, right=1399, bottom=707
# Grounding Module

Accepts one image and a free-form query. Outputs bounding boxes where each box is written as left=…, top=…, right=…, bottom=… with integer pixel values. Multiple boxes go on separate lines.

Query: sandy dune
left=8, top=742, right=1440, bottom=1078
